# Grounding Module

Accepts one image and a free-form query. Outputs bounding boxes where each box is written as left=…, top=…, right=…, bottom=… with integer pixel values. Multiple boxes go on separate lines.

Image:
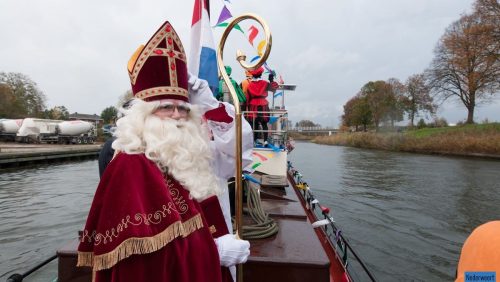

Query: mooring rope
left=236, top=180, right=279, bottom=239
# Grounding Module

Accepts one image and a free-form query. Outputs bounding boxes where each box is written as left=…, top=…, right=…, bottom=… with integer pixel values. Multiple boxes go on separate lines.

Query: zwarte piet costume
left=245, top=67, right=278, bottom=142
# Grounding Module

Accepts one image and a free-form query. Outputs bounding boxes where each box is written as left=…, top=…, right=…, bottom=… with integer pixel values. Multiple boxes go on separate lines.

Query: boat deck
left=243, top=178, right=330, bottom=282
left=55, top=176, right=331, bottom=282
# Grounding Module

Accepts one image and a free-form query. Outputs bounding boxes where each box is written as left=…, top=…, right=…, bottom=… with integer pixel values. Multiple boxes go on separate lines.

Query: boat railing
left=289, top=164, right=377, bottom=282
left=5, top=254, right=57, bottom=282
left=243, top=109, right=289, bottom=147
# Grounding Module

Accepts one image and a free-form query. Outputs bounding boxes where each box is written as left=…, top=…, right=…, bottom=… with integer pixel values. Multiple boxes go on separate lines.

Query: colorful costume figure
left=218, top=66, right=246, bottom=105
left=245, top=67, right=278, bottom=143
left=77, top=21, right=252, bottom=282
left=240, top=70, right=252, bottom=113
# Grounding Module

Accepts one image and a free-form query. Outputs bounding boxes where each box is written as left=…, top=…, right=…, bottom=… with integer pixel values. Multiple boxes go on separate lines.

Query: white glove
left=188, top=72, right=219, bottom=114
left=214, top=234, right=250, bottom=267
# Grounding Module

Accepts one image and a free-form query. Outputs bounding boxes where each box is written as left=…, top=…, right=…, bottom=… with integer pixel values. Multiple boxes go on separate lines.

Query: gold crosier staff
left=216, top=13, right=272, bottom=282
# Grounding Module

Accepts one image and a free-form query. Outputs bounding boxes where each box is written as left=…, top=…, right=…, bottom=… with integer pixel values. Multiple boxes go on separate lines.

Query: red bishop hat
left=127, top=21, right=189, bottom=102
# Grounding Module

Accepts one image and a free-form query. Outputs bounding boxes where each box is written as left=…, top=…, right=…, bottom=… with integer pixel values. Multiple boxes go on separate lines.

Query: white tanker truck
left=15, top=118, right=96, bottom=144
left=0, top=119, right=24, bottom=141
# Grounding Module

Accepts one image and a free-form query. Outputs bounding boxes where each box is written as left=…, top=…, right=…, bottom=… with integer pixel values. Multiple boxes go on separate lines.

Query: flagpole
left=216, top=13, right=272, bottom=282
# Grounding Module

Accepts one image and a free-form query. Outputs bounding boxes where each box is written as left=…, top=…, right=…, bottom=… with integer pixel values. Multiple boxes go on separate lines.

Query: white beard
left=113, top=99, right=221, bottom=201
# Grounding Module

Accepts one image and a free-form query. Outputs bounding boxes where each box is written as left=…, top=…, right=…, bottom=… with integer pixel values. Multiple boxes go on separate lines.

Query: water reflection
left=289, top=142, right=500, bottom=281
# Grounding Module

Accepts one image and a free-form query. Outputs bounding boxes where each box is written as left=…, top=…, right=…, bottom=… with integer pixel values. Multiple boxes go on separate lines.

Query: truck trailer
left=16, top=118, right=96, bottom=144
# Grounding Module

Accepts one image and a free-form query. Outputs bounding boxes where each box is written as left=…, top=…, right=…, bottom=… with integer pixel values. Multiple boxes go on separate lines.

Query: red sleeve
left=204, top=104, right=233, bottom=124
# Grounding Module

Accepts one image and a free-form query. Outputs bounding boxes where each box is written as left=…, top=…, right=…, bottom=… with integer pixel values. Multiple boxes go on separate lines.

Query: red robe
left=77, top=153, right=231, bottom=282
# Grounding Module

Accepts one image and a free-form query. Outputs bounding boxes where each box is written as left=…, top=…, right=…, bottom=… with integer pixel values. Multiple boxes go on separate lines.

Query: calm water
left=288, top=142, right=500, bottom=281
left=0, top=160, right=99, bottom=279
left=1, top=144, right=499, bottom=281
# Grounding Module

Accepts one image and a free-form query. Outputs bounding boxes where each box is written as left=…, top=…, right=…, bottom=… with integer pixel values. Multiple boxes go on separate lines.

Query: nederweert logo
left=465, top=272, right=496, bottom=282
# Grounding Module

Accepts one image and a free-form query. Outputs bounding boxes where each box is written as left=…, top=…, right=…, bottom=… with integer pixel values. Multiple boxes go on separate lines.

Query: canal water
left=288, top=142, right=500, bottom=281
left=1, top=142, right=499, bottom=281
left=0, top=161, right=99, bottom=279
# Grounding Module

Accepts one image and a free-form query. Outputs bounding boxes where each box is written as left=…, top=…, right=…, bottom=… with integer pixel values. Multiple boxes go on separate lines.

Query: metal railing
left=6, top=254, right=57, bottom=282
left=243, top=109, right=289, bottom=146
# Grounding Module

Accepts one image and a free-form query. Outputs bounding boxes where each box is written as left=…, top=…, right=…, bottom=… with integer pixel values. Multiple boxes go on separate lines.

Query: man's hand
left=188, top=72, right=218, bottom=113
left=214, top=234, right=250, bottom=267
left=188, top=72, right=208, bottom=92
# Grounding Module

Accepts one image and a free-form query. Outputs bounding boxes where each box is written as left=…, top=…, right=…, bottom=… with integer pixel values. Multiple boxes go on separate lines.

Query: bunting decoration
left=211, top=1, right=286, bottom=83
left=278, top=74, right=284, bottom=84
left=216, top=5, right=232, bottom=26
left=253, top=151, right=269, bottom=161
left=189, top=0, right=218, bottom=94
left=247, top=25, right=259, bottom=46
left=251, top=149, right=287, bottom=175
left=243, top=173, right=261, bottom=184
left=214, top=22, right=244, bottom=33
left=262, top=63, right=272, bottom=73
left=250, top=55, right=260, bottom=63
left=257, top=40, right=266, bottom=56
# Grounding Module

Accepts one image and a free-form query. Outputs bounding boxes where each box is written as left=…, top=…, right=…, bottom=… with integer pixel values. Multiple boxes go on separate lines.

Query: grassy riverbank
left=313, top=123, right=500, bottom=158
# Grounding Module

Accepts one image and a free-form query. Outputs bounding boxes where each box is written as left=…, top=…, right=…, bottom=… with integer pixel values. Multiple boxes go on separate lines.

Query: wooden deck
left=243, top=179, right=330, bottom=282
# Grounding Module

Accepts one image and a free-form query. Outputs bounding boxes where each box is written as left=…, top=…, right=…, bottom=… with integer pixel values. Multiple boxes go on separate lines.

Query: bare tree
left=426, top=13, right=500, bottom=124
left=474, top=0, right=500, bottom=42
left=404, top=74, right=435, bottom=127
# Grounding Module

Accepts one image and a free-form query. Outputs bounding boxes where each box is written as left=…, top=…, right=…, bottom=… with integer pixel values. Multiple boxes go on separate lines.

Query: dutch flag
left=189, top=0, right=218, bottom=94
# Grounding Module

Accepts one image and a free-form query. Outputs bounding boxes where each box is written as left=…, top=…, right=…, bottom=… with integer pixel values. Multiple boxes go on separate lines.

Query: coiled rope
left=235, top=180, right=279, bottom=239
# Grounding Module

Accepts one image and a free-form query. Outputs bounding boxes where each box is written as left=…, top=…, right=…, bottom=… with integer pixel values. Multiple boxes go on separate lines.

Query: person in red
left=246, top=67, right=278, bottom=144
left=77, top=21, right=250, bottom=282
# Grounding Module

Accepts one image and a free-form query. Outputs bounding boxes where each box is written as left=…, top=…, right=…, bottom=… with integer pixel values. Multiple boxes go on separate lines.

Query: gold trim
left=209, top=225, right=217, bottom=234
left=167, top=179, right=189, bottom=215
left=171, top=29, right=186, bottom=56
left=134, top=86, right=188, bottom=100
left=80, top=202, right=179, bottom=246
left=129, top=22, right=186, bottom=86
left=150, top=48, right=185, bottom=61
left=78, top=214, right=203, bottom=271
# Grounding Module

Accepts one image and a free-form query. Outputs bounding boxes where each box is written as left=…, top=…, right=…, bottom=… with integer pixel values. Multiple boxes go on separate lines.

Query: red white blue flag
left=189, top=0, right=218, bottom=94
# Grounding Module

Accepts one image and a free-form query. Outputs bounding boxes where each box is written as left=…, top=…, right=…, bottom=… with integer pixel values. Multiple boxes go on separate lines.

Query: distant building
left=69, top=112, right=103, bottom=127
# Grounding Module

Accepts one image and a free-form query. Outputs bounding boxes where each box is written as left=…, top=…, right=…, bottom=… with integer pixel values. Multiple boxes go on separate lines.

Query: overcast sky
left=1, top=0, right=498, bottom=126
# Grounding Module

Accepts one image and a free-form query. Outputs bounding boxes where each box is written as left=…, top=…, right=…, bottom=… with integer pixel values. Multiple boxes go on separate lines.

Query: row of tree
left=1, top=71, right=120, bottom=122
left=0, top=72, right=46, bottom=118
left=342, top=76, right=434, bottom=131
left=0, top=72, right=71, bottom=120
left=342, top=0, right=500, bottom=130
